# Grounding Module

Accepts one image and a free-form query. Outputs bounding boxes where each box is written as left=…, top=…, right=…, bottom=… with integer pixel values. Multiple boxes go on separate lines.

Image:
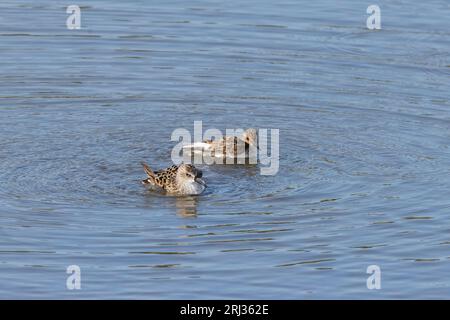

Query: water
left=1, top=0, right=449, bottom=299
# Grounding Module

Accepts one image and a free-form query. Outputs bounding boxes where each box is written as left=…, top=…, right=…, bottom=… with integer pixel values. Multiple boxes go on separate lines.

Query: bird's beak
left=195, top=177, right=206, bottom=187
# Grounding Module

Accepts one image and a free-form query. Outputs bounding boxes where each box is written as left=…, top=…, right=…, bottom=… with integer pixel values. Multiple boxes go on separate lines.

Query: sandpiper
left=183, top=128, right=258, bottom=161
left=141, top=162, right=206, bottom=195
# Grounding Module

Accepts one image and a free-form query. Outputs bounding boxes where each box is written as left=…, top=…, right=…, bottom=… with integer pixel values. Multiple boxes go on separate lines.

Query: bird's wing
left=152, top=165, right=178, bottom=189
left=142, top=163, right=178, bottom=189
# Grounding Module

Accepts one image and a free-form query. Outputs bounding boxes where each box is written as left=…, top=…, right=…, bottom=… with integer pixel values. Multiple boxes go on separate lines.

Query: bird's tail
left=141, top=162, right=156, bottom=185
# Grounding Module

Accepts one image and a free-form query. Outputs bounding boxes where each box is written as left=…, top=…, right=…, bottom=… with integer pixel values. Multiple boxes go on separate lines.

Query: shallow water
left=1, top=0, right=450, bottom=299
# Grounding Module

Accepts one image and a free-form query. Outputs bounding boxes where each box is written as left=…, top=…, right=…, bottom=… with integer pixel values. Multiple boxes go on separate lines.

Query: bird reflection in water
left=175, top=196, right=199, bottom=217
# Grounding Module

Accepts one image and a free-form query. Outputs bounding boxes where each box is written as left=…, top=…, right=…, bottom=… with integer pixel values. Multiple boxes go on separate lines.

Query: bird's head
left=177, top=164, right=206, bottom=187
left=242, top=128, right=258, bottom=148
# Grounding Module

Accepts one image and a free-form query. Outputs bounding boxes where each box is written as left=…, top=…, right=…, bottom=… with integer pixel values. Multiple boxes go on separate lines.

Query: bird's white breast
left=180, top=181, right=206, bottom=195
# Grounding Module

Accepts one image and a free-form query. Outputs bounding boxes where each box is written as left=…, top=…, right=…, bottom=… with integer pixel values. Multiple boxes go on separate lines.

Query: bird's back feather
left=142, top=162, right=179, bottom=191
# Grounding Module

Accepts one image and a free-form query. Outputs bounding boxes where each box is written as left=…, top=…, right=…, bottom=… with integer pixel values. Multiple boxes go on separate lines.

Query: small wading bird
left=141, top=162, right=206, bottom=195
left=182, top=128, right=258, bottom=161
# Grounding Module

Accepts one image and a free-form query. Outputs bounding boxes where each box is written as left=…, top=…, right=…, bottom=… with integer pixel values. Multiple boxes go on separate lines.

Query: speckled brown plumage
left=141, top=162, right=206, bottom=195
left=183, top=128, right=258, bottom=161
